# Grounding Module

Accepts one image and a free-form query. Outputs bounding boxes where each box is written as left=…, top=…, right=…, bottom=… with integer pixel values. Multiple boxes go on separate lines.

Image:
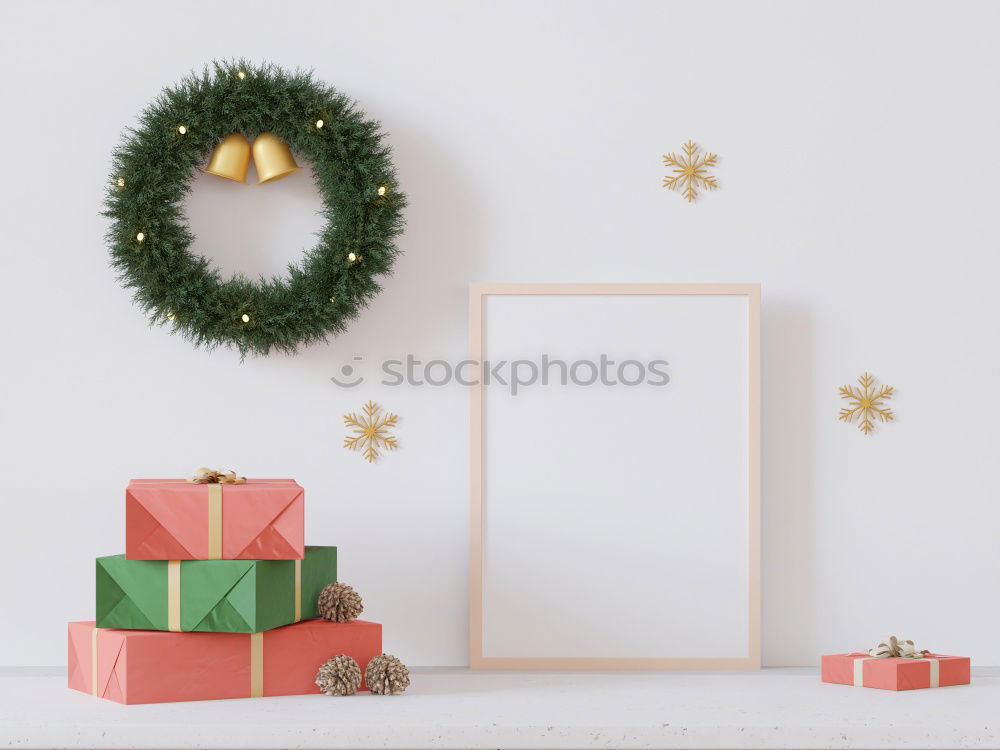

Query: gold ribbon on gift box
left=167, top=561, right=182, bottom=632
left=207, top=484, right=223, bottom=560
left=90, top=626, right=267, bottom=698
left=250, top=632, right=264, bottom=697
left=188, top=467, right=246, bottom=485
left=867, top=635, right=928, bottom=659
left=165, top=558, right=302, bottom=632
left=852, top=635, right=939, bottom=688
left=188, top=468, right=245, bottom=560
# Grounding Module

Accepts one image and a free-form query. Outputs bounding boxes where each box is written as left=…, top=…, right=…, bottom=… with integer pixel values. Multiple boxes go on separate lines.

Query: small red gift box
left=126, top=478, right=304, bottom=560
left=822, top=652, right=970, bottom=691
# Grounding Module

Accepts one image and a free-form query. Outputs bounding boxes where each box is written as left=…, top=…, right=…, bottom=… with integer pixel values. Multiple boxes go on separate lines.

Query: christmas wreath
left=104, top=61, right=405, bottom=357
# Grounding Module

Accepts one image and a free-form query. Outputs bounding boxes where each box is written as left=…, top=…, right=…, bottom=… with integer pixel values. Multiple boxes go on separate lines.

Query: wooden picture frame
left=469, top=283, right=760, bottom=669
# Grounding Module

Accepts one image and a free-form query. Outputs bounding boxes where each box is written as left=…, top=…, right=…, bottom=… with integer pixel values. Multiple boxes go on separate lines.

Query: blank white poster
left=481, top=293, right=751, bottom=659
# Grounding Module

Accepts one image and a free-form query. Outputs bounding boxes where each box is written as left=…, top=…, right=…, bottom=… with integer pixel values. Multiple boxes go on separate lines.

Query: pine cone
left=317, top=582, right=363, bottom=623
left=365, top=654, right=410, bottom=695
left=315, top=654, right=362, bottom=696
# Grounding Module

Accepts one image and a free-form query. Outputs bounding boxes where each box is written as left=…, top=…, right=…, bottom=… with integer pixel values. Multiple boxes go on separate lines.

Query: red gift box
left=68, top=619, right=382, bottom=704
left=822, top=652, right=970, bottom=691
left=126, top=478, right=304, bottom=560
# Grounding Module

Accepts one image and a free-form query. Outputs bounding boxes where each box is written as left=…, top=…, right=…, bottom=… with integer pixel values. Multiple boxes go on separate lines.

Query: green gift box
left=96, top=546, right=336, bottom=633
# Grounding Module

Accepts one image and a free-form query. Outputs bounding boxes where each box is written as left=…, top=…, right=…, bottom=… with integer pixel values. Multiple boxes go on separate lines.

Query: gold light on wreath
left=204, top=132, right=300, bottom=185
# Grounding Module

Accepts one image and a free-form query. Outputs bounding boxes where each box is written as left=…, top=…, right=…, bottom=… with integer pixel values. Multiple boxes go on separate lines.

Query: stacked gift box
left=68, top=477, right=383, bottom=704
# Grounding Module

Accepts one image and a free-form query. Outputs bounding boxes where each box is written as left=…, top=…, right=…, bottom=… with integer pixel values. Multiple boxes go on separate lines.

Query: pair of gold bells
left=205, top=132, right=300, bottom=184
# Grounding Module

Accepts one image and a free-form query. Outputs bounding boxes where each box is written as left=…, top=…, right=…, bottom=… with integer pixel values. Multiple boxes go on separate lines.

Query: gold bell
left=252, top=132, right=300, bottom=184
left=204, top=133, right=251, bottom=183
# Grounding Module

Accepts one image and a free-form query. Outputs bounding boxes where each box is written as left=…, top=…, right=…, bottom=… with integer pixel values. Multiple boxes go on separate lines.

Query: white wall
left=2, top=0, right=998, bottom=667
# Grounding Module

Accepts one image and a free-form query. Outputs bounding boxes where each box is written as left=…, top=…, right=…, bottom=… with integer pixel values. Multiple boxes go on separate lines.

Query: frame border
left=469, top=283, right=761, bottom=669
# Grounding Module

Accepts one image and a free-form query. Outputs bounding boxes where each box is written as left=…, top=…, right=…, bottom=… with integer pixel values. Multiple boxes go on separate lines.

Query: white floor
left=2, top=667, right=997, bottom=749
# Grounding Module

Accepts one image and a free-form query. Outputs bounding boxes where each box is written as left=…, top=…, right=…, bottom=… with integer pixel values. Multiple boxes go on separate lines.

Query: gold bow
left=868, top=635, right=929, bottom=659
left=187, top=467, right=246, bottom=485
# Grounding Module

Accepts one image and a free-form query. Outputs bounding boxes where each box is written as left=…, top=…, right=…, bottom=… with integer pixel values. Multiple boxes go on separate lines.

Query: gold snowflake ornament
left=344, top=401, right=399, bottom=462
left=839, top=373, right=894, bottom=435
left=663, top=140, right=718, bottom=202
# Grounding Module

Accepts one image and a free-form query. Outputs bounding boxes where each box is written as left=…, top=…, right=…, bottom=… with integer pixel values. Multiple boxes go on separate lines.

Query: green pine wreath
left=104, top=61, right=405, bottom=357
